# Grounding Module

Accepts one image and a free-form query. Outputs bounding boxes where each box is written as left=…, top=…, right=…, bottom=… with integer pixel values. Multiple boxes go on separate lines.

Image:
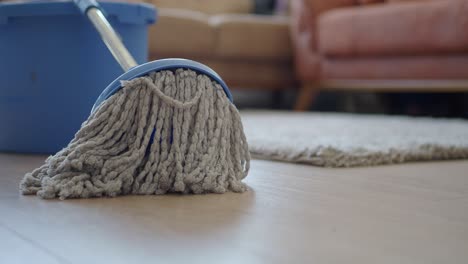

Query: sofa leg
left=294, top=83, right=318, bottom=111
left=272, top=90, right=284, bottom=109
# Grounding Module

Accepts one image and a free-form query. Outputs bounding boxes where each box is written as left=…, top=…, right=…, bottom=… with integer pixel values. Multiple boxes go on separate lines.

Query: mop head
left=20, top=69, right=250, bottom=199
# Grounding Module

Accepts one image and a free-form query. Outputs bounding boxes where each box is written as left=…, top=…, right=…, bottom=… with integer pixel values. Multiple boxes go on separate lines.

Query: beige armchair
left=142, top=0, right=295, bottom=91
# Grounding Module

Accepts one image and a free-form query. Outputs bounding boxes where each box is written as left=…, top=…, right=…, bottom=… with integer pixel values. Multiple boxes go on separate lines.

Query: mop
left=19, top=0, right=250, bottom=199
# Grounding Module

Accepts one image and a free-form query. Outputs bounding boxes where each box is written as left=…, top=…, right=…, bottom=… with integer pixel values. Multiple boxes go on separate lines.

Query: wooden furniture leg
left=294, top=83, right=318, bottom=111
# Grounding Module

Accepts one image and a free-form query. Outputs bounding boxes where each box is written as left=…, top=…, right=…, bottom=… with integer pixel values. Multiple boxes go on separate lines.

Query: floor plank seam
left=0, top=220, right=72, bottom=264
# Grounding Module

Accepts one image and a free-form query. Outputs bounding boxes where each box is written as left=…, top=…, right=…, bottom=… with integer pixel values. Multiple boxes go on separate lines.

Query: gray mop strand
left=19, top=69, right=250, bottom=199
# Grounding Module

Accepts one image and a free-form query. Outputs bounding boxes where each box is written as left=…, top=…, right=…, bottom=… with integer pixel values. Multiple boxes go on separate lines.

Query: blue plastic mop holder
left=91, top=58, right=234, bottom=113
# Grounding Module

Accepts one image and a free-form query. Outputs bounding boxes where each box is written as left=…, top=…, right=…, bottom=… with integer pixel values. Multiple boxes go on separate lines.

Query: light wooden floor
left=1, top=153, right=468, bottom=264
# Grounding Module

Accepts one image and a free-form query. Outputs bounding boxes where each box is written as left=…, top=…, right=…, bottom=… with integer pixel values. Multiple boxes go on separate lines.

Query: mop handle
left=74, top=0, right=138, bottom=71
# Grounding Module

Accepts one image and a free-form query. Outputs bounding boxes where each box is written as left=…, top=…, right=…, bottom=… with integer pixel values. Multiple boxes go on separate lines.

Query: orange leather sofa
left=291, top=0, right=468, bottom=110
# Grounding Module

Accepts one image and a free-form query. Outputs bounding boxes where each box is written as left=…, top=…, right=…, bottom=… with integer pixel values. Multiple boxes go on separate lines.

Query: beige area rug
left=241, top=111, right=468, bottom=167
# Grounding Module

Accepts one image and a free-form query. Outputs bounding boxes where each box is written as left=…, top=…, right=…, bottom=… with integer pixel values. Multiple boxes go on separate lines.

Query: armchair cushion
left=318, top=0, right=468, bottom=56
left=322, top=56, right=468, bottom=79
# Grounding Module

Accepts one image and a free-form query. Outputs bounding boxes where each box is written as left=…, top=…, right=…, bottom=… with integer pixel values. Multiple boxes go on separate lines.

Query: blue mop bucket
left=0, top=1, right=156, bottom=153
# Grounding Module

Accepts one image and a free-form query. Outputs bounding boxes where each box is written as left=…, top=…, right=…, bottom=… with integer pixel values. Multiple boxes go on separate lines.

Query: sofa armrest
left=289, top=0, right=356, bottom=81
left=144, top=0, right=254, bottom=15
left=291, top=0, right=357, bottom=51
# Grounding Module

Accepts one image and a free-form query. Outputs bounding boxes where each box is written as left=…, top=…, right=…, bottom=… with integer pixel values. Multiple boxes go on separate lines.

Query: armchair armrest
left=290, top=0, right=356, bottom=51
left=289, top=0, right=356, bottom=82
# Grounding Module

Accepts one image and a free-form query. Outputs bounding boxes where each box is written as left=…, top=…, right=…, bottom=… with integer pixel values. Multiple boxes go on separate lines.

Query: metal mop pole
left=73, top=0, right=138, bottom=71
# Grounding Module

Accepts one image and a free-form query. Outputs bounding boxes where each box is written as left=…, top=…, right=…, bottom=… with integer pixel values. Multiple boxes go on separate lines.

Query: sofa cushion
left=321, top=56, right=468, bottom=79
left=318, top=0, right=468, bottom=56
left=148, top=8, right=215, bottom=56
left=144, top=0, right=253, bottom=15
left=212, top=14, right=292, bottom=60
